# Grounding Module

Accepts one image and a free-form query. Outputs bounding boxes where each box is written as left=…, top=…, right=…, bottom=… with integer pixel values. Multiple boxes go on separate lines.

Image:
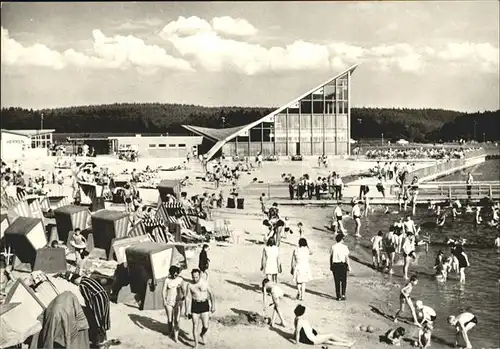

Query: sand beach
left=2, top=155, right=467, bottom=349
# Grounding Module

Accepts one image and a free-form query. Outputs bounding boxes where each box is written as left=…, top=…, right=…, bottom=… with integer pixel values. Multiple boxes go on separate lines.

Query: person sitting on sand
left=293, top=304, right=355, bottom=347
left=415, top=300, right=436, bottom=326
left=394, top=275, right=420, bottom=326
left=417, top=322, right=433, bottom=349
left=262, top=278, right=287, bottom=328
left=448, top=312, right=477, bottom=349
left=383, top=327, right=406, bottom=346
left=69, top=228, right=87, bottom=259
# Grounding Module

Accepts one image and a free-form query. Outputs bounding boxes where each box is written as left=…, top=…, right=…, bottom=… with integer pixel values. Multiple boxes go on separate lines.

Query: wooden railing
left=409, top=149, right=486, bottom=179
left=393, top=182, right=500, bottom=200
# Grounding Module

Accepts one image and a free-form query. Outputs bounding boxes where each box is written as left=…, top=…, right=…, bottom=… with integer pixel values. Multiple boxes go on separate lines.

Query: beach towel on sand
left=38, top=291, right=90, bottom=349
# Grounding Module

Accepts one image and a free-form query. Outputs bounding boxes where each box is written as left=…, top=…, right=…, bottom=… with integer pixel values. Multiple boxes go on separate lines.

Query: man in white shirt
left=333, top=203, right=345, bottom=233
left=333, top=175, right=343, bottom=200
left=329, top=233, right=351, bottom=301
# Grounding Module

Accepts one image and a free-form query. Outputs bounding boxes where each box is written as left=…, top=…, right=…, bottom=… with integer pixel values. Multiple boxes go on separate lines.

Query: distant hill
left=1, top=103, right=498, bottom=142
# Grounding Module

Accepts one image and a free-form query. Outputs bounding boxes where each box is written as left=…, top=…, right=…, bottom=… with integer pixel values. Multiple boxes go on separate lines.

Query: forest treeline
left=1, top=103, right=498, bottom=142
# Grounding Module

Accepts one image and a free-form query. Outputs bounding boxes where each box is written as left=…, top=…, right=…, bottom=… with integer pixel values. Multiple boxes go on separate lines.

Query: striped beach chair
left=128, top=218, right=172, bottom=243
left=158, top=202, right=193, bottom=229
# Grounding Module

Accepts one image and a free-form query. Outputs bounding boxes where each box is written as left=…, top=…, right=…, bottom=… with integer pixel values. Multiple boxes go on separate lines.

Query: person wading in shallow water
left=185, top=269, right=215, bottom=349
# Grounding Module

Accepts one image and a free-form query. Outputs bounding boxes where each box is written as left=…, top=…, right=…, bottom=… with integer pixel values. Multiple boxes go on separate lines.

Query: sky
left=1, top=1, right=499, bottom=112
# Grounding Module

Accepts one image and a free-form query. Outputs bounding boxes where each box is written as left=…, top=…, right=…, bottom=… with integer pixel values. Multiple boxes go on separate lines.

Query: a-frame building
left=183, top=64, right=358, bottom=160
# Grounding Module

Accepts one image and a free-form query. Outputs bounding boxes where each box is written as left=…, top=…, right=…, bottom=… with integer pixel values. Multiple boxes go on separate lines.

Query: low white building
left=0, top=129, right=31, bottom=160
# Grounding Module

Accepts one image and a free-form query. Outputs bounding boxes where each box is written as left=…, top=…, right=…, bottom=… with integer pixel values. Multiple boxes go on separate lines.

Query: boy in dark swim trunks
left=394, top=275, right=420, bottom=326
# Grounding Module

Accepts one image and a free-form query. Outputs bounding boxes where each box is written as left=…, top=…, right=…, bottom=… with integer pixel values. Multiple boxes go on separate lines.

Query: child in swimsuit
left=384, top=327, right=406, bottom=346
left=417, top=322, right=433, bottom=348
left=394, top=275, right=420, bottom=326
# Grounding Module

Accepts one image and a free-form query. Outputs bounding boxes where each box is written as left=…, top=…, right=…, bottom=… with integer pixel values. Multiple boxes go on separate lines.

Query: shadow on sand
left=226, top=279, right=261, bottom=293
left=128, top=314, right=191, bottom=347
left=281, top=281, right=332, bottom=300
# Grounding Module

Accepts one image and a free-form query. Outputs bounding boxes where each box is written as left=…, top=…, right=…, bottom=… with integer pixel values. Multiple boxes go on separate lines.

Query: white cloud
left=211, top=16, right=258, bottom=37
left=1, top=27, right=194, bottom=73
left=1, top=27, right=66, bottom=69
left=366, top=44, right=424, bottom=72
left=113, top=18, right=163, bottom=31
left=160, top=16, right=212, bottom=37
left=437, top=42, right=499, bottom=72
left=159, top=16, right=434, bottom=75
left=91, top=29, right=193, bottom=71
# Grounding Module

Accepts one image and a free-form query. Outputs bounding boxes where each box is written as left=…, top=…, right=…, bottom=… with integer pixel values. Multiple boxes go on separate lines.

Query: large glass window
left=312, top=101, right=324, bottom=114
left=300, top=100, right=312, bottom=114
left=324, top=84, right=336, bottom=101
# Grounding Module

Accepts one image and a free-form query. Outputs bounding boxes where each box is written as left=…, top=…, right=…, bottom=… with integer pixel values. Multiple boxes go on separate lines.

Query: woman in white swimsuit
left=162, top=265, right=185, bottom=342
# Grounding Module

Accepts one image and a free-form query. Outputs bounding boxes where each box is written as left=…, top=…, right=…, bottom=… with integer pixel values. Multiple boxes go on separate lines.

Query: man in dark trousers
left=329, top=233, right=351, bottom=301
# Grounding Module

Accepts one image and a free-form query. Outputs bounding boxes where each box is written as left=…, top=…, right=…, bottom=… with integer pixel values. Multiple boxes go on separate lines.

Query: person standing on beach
left=162, top=265, right=185, bottom=342
left=351, top=201, right=362, bottom=237
left=291, top=238, right=312, bottom=301
left=329, top=233, right=350, bottom=301
left=70, top=273, right=111, bottom=347
left=185, top=269, right=215, bottom=349
left=198, top=244, right=210, bottom=280
left=333, top=203, right=345, bottom=233
left=448, top=312, right=477, bottom=349
left=394, top=275, right=420, bottom=326
left=261, top=237, right=281, bottom=283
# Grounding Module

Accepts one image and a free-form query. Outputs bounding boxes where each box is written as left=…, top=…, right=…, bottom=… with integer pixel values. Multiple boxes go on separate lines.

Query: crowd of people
left=365, top=146, right=482, bottom=160
left=283, top=171, right=345, bottom=200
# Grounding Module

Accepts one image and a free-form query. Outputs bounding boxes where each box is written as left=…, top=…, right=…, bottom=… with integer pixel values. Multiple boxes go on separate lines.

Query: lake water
left=436, top=159, right=500, bottom=182
left=300, top=206, right=500, bottom=349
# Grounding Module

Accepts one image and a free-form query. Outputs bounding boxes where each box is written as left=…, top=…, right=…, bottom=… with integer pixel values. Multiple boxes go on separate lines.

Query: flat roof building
left=183, top=64, right=357, bottom=160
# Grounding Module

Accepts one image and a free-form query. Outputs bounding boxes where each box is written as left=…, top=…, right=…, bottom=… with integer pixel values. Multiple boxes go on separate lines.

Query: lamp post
left=222, top=116, right=226, bottom=129
left=40, top=113, right=44, bottom=130
left=381, top=133, right=384, bottom=146
left=483, top=132, right=486, bottom=143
